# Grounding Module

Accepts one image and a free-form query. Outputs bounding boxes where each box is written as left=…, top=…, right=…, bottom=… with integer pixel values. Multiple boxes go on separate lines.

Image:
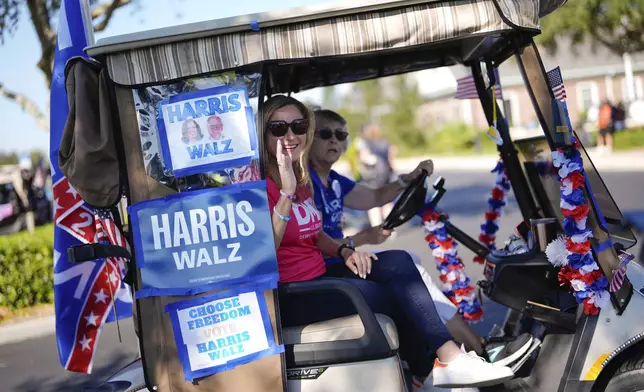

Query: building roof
left=498, top=38, right=644, bottom=86
left=421, top=38, right=644, bottom=101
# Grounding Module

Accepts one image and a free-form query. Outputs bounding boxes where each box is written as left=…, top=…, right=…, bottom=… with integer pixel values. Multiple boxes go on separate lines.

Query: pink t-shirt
left=267, top=178, right=326, bottom=283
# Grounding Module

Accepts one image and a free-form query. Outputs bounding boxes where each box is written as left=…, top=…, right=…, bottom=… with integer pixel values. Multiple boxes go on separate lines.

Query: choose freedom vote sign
left=165, top=282, right=284, bottom=381
left=128, top=180, right=279, bottom=298
left=158, top=86, right=258, bottom=177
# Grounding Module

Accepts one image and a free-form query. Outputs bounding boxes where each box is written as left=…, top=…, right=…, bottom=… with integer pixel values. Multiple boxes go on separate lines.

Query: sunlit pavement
left=0, top=169, right=642, bottom=392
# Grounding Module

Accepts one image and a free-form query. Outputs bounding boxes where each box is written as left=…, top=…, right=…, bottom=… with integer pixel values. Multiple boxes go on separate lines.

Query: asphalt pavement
left=1, top=169, right=642, bottom=392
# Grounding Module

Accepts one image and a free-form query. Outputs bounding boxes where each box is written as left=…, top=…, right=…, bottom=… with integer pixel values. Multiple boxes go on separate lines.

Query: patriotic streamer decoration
left=422, top=209, right=483, bottom=321
left=548, top=137, right=610, bottom=315
left=473, top=159, right=511, bottom=264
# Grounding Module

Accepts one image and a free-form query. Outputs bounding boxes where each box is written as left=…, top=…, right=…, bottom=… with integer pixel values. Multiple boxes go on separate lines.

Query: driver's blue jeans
left=279, top=250, right=452, bottom=377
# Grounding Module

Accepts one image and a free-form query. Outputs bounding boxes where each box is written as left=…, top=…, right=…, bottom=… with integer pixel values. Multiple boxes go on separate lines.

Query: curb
left=335, top=152, right=644, bottom=175
left=0, top=316, right=55, bottom=346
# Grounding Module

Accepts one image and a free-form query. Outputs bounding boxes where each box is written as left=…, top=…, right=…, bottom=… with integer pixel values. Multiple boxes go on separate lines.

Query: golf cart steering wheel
left=382, top=170, right=429, bottom=230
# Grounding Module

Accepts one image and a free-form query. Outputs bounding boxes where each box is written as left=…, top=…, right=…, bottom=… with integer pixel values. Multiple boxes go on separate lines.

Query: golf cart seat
left=282, top=313, right=399, bottom=349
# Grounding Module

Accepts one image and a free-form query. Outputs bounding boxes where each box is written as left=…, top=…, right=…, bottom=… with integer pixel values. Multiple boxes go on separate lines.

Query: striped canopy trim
left=104, top=0, right=539, bottom=86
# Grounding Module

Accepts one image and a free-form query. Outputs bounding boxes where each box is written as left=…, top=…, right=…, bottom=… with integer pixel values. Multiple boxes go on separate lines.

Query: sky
left=0, top=0, right=456, bottom=154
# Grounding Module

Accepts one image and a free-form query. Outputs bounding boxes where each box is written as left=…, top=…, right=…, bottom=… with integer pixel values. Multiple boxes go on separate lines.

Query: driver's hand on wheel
left=342, top=250, right=377, bottom=279
left=400, top=159, right=434, bottom=184
left=359, top=225, right=392, bottom=245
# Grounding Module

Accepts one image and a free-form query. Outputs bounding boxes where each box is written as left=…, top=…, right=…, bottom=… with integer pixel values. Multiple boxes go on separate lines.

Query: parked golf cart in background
left=59, top=0, right=644, bottom=391
left=0, top=163, right=51, bottom=235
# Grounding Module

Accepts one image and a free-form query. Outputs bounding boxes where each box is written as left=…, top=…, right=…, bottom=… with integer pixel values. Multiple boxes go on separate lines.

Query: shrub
left=0, top=224, right=54, bottom=309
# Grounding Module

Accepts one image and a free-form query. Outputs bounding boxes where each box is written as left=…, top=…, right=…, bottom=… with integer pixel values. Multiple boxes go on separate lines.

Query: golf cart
left=65, top=0, right=643, bottom=391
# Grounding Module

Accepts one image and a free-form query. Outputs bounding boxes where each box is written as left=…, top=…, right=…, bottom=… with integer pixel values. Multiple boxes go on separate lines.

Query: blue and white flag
left=50, top=0, right=132, bottom=374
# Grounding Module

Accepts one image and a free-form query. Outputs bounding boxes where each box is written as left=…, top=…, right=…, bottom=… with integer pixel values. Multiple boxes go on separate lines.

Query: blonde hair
left=262, top=95, right=315, bottom=188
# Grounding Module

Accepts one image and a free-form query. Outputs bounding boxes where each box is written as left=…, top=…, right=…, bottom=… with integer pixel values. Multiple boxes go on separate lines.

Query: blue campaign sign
left=128, top=180, right=278, bottom=298
left=157, top=85, right=259, bottom=177
left=165, top=279, right=284, bottom=381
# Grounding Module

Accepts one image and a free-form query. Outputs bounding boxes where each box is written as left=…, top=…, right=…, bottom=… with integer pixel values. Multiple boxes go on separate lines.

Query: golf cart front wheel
left=605, top=351, right=644, bottom=392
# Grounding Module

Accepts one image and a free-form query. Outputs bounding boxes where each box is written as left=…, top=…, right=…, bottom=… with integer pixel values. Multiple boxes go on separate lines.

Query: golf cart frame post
left=80, top=0, right=644, bottom=391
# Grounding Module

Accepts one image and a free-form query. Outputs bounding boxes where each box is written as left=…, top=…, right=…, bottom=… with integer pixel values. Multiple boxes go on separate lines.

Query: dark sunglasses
left=317, top=128, right=348, bottom=141
left=267, top=119, right=310, bottom=137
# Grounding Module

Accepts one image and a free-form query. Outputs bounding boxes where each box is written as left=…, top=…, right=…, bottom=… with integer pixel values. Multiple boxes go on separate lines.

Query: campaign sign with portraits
left=157, top=86, right=258, bottom=177
left=128, top=180, right=278, bottom=298
left=165, top=282, right=284, bottom=381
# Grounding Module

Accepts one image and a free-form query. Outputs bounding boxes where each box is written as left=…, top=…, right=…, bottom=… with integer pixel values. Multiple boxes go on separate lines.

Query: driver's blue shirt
left=310, top=166, right=356, bottom=264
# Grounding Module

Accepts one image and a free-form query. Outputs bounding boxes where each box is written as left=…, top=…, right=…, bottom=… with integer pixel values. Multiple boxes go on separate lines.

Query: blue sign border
left=164, top=276, right=284, bottom=381
left=128, top=180, right=278, bottom=298
left=156, top=85, right=259, bottom=177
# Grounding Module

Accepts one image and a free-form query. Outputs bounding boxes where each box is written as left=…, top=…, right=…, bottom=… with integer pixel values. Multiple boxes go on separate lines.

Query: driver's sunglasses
left=267, top=119, right=310, bottom=137
left=317, top=128, right=349, bottom=141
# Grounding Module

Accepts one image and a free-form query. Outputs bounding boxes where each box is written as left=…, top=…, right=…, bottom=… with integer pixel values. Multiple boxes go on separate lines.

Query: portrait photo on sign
left=157, top=85, right=258, bottom=177
left=132, top=72, right=262, bottom=192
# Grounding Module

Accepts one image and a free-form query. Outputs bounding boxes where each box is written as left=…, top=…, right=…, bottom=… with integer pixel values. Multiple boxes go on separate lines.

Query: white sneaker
left=432, top=351, right=514, bottom=388
left=412, top=375, right=479, bottom=391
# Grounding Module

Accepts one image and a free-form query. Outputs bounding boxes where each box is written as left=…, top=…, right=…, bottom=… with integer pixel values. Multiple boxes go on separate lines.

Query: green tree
left=537, top=0, right=644, bottom=56
left=0, top=0, right=137, bottom=131
left=381, top=74, right=426, bottom=153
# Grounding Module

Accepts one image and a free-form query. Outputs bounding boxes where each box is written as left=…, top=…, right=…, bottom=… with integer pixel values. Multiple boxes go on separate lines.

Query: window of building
left=576, top=82, right=599, bottom=111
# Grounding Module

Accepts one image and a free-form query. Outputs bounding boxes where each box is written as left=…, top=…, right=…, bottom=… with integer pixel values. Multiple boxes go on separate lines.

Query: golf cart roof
left=87, top=0, right=567, bottom=89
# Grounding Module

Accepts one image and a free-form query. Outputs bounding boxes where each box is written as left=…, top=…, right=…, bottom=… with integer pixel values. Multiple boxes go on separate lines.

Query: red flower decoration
left=580, top=270, right=604, bottom=285
left=463, top=308, right=484, bottom=321
left=491, top=188, right=505, bottom=200
left=566, top=239, right=591, bottom=254
left=485, top=211, right=499, bottom=221
left=437, top=238, right=454, bottom=249
left=423, top=210, right=441, bottom=222
left=479, top=233, right=496, bottom=244
left=582, top=298, right=599, bottom=315
left=567, top=172, right=586, bottom=190
left=453, top=287, right=474, bottom=296
left=561, top=203, right=590, bottom=221
left=473, top=255, right=486, bottom=264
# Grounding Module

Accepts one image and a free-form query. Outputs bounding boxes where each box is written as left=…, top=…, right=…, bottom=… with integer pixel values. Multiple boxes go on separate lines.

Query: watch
left=337, top=243, right=354, bottom=258
left=346, top=236, right=355, bottom=249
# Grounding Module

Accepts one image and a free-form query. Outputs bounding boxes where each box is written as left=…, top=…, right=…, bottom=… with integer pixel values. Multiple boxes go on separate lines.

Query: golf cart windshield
left=514, top=135, right=637, bottom=250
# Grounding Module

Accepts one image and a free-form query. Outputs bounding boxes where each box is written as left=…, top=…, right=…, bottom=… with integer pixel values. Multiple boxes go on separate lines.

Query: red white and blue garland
left=473, top=159, right=511, bottom=264
left=545, top=137, right=610, bottom=315
left=422, top=209, right=483, bottom=322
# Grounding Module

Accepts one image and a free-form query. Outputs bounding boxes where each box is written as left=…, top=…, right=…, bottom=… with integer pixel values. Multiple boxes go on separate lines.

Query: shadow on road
left=15, top=352, right=137, bottom=392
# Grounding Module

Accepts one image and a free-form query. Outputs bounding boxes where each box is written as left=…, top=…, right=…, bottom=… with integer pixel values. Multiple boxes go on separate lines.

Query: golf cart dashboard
left=513, top=135, right=637, bottom=250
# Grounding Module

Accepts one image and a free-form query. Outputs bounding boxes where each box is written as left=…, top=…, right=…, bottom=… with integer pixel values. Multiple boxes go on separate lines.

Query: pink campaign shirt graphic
left=267, top=178, right=326, bottom=283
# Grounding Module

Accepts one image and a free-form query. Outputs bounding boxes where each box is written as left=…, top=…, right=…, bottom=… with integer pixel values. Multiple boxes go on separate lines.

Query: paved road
left=1, top=169, right=642, bottom=392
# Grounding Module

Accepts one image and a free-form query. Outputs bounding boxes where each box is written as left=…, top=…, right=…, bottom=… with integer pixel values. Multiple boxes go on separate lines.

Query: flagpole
left=80, top=0, right=95, bottom=46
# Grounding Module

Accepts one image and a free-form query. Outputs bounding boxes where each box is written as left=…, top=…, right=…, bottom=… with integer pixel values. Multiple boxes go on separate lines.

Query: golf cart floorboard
left=482, top=334, right=574, bottom=392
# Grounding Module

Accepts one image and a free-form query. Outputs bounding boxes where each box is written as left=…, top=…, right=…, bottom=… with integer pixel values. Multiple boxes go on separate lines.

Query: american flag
left=455, top=69, right=503, bottom=100
left=547, top=67, right=568, bottom=101
left=50, top=0, right=132, bottom=374
left=610, top=250, right=634, bottom=293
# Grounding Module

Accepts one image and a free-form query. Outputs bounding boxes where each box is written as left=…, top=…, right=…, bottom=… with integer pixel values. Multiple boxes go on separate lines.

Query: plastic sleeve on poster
left=164, top=277, right=283, bottom=382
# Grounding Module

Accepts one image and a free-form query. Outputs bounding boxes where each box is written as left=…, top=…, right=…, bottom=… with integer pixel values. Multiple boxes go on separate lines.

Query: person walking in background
left=613, top=101, right=626, bottom=133
left=356, top=123, right=397, bottom=227
left=597, top=100, right=614, bottom=155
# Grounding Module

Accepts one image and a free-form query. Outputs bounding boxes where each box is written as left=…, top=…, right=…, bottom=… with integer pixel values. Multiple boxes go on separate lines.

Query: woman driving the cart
left=263, top=94, right=514, bottom=390
left=307, top=108, right=535, bottom=369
